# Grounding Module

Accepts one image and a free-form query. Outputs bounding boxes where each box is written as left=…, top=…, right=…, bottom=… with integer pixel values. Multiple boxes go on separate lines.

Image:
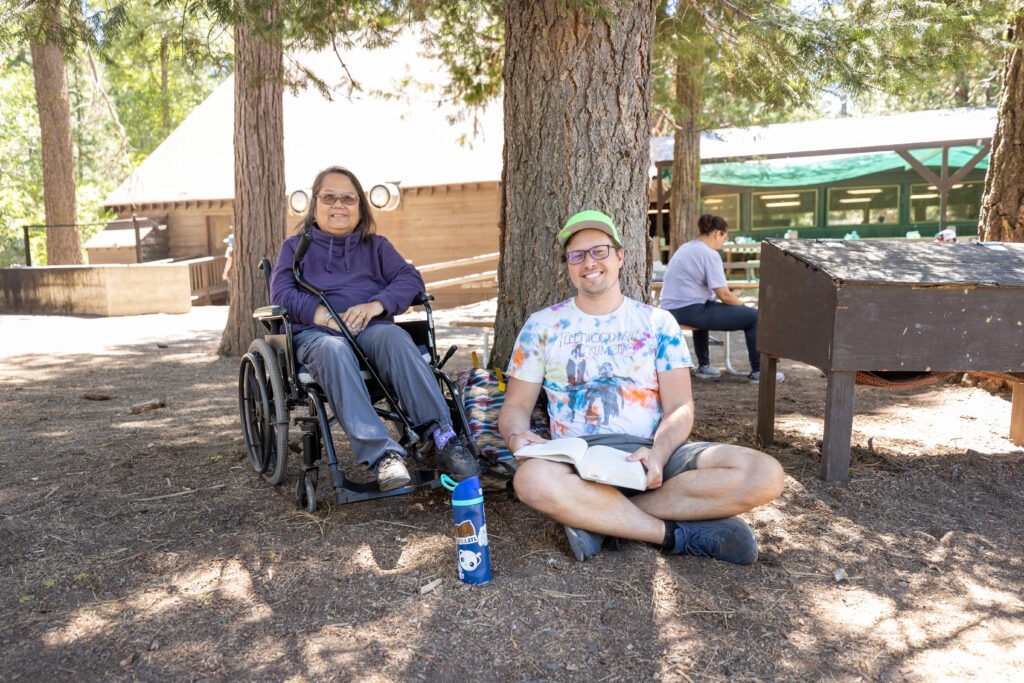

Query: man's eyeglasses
left=318, top=193, right=359, bottom=207
left=564, top=244, right=616, bottom=265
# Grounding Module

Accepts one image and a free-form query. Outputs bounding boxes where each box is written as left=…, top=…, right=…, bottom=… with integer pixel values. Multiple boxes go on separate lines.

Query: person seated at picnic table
left=269, top=165, right=479, bottom=490
left=659, top=214, right=783, bottom=384
left=498, top=209, right=784, bottom=564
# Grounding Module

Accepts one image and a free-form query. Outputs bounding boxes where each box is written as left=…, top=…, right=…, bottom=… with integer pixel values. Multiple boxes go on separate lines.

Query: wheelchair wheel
left=238, top=339, right=289, bottom=485
left=239, top=353, right=271, bottom=472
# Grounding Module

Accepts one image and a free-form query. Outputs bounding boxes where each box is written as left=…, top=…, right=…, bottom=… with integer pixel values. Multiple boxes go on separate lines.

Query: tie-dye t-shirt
left=507, top=297, right=692, bottom=439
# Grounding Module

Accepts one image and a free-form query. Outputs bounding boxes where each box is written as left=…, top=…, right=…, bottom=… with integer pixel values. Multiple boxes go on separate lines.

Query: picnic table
left=723, top=259, right=759, bottom=281
left=721, top=243, right=761, bottom=262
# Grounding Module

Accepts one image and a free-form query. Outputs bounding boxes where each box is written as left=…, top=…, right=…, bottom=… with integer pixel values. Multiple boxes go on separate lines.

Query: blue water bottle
left=440, top=474, right=491, bottom=585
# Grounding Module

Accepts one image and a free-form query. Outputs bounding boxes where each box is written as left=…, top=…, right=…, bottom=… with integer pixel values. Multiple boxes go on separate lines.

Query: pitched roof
left=107, top=25, right=997, bottom=209
left=651, top=106, right=997, bottom=164
left=105, top=26, right=504, bottom=208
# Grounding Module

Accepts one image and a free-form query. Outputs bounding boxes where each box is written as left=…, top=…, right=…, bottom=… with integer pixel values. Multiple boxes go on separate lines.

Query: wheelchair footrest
left=332, top=467, right=441, bottom=505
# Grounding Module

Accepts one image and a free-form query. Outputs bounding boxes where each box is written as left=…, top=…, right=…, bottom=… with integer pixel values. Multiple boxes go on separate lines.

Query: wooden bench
left=186, top=256, right=229, bottom=304
left=723, top=259, right=760, bottom=281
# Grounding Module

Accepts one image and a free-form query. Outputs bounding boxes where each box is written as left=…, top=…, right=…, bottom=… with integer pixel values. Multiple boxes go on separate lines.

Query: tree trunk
left=668, top=37, right=704, bottom=253
left=31, top=34, right=82, bottom=265
left=492, top=0, right=656, bottom=370
left=979, top=11, right=1024, bottom=243
left=218, top=5, right=286, bottom=357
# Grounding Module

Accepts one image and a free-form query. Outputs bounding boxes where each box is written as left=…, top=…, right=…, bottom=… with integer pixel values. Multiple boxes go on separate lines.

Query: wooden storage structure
left=755, top=238, right=1024, bottom=481
left=84, top=216, right=170, bottom=264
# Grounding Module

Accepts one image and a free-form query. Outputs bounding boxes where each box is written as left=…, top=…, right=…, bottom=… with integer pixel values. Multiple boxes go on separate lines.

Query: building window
left=700, top=194, right=739, bottom=229
left=910, top=181, right=983, bottom=223
left=827, top=185, right=899, bottom=226
left=752, top=190, right=817, bottom=230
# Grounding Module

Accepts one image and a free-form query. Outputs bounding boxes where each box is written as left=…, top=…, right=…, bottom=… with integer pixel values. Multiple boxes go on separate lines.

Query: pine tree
left=980, top=10, right=1024, bottom=243
left=490, top=0, right=656, bottom=369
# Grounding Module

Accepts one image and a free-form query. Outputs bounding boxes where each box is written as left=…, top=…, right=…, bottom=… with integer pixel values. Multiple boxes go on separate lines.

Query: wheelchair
left=237, top=236, right=512, bottom=512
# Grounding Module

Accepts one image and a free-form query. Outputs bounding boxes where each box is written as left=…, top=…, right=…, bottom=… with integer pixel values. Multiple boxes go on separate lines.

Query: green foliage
left=0, top=52, right=44, bottom=266
left=0, top=2, right=233, bottom=265
left=1, top=1, right=131, bottom=57
left=417, top=1, right=504, bottom=108
left=833, top=0, right=1015, bottom=114
left=99, top=2, right=233, bottom=163
left=651, top=0, right=1019, bottom=133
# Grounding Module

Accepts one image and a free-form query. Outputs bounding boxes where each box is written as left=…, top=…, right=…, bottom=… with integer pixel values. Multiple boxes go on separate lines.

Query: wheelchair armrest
left=253, top=305, right=288, bottom=321
left=412, top=292, right=434, bottom=305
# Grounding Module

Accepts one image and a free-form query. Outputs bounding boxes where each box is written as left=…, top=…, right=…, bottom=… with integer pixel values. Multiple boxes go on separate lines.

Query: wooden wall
left=116, top=184, right=500, bottom=265
left=115, top=201, right=233, bottom=260
left=1, top=264, right=192, bottom=315
left=111, top=183, right=502, bottom=307
left=375, top=182, right=500, bottom=266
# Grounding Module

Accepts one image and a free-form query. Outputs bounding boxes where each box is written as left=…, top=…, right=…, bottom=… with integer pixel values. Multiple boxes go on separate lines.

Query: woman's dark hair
left=697, top=214, right=728, bottom=236
left=294, top=165, right=377, bottom=241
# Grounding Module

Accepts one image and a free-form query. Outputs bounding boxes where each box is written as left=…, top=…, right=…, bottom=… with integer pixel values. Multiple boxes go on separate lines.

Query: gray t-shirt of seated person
left=659, top=240, right=727, bottom=310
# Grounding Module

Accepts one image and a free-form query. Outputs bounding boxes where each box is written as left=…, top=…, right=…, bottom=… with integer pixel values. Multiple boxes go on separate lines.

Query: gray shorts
left=578, top=434, right=716, bottom=489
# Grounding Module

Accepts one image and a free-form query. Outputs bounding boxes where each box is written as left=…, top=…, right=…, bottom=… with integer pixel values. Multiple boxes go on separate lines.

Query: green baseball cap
left=557, top=210, right=622, bottom=249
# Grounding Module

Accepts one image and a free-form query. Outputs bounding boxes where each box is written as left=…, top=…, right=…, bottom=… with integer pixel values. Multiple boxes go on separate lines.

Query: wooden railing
left=185, top=256, right=228, bottom=304
left=419, top=252, right=499, bottom=291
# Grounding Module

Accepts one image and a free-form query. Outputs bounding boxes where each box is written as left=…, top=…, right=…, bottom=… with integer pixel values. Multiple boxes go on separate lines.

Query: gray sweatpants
left=294, top=323, right=450, bottom=469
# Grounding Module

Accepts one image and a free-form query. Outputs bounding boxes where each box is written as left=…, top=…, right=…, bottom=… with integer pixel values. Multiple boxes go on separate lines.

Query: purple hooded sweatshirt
left=269, top=225, right=425, bottom=335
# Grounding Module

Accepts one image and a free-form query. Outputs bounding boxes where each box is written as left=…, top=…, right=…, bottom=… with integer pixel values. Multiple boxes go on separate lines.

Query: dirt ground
left=1, top=304, right=1022, bottom=682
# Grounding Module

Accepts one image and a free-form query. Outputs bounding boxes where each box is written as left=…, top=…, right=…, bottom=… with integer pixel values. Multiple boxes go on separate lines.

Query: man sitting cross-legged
left=498, top=210, right=784, bottom=563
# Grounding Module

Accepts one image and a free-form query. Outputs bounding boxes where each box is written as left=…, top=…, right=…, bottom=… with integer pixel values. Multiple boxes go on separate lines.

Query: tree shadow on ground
left=1, top=330, right=1022, bottom=680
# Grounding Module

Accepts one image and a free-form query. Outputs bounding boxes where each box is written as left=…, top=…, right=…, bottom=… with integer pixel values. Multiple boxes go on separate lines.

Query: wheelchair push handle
left=293, top=229, right=314, bottom=271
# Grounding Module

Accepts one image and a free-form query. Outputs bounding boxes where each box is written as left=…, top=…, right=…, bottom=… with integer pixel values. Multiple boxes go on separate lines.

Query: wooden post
left=821, top=370, right=856, bottom=482
left=756, top=353, right=777, bottom=448
left=22, top=225, right=32, bottom=266
left=132, top=214, right=142, bottom=264
left=1011, top=382, right=1024, bottom=447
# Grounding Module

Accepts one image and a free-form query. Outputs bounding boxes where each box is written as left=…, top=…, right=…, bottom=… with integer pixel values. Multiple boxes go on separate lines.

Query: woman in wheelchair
left=269, top=165, right=480, bottom=490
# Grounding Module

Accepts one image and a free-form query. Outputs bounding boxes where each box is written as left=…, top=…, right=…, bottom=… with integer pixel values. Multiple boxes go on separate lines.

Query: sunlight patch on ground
left=775, top=382, right=1020, bottom=456
left=776, top=415, right=825, bottom=439
left=0, top=308, right=228, bottom=359
left=906, top=616, right=1024, bottom=679
left=650, top=556, right=686, bottom=620
left=807, top=581, right=1024, bottom=680
left=811, top=587, right=896, bottom=632
left=960, top=573, right=1024, bottom=610
left=42, top=559, right=271, bottom=648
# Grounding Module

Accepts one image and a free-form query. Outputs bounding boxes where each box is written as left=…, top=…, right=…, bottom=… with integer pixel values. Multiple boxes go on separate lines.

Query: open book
left=514, top=437, right=647, bottom=491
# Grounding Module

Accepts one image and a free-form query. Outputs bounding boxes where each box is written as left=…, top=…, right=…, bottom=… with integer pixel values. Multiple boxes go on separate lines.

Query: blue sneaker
left=665, top=517, right=759, bottom=565
left=563, top=525, right=604, bottom=561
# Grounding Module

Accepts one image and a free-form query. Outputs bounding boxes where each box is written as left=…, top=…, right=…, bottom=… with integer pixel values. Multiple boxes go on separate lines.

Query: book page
left=514, top=437, right=588, bottom=464
left=577, top=445, right=646, bottom=491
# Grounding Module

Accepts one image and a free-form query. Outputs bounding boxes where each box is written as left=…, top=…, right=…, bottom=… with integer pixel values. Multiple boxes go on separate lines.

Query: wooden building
left=103, top=23, right=995, bottom=305
left=650, top=107, right=996, bottom=257
left=103, top=25, right=503, bottom=307
left=83, top=216, right=170, bottom=264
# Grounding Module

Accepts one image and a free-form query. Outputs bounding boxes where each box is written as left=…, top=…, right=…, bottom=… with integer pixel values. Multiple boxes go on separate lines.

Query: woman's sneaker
left=695, top=365, right=722, bottom=379
left=376, top=451, right=411, bottom=491
left=748, top=370, right=785, bottom=384
left=438, top=438, right=481, bottom=480
left=664, top=517, right=759, bottom=565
